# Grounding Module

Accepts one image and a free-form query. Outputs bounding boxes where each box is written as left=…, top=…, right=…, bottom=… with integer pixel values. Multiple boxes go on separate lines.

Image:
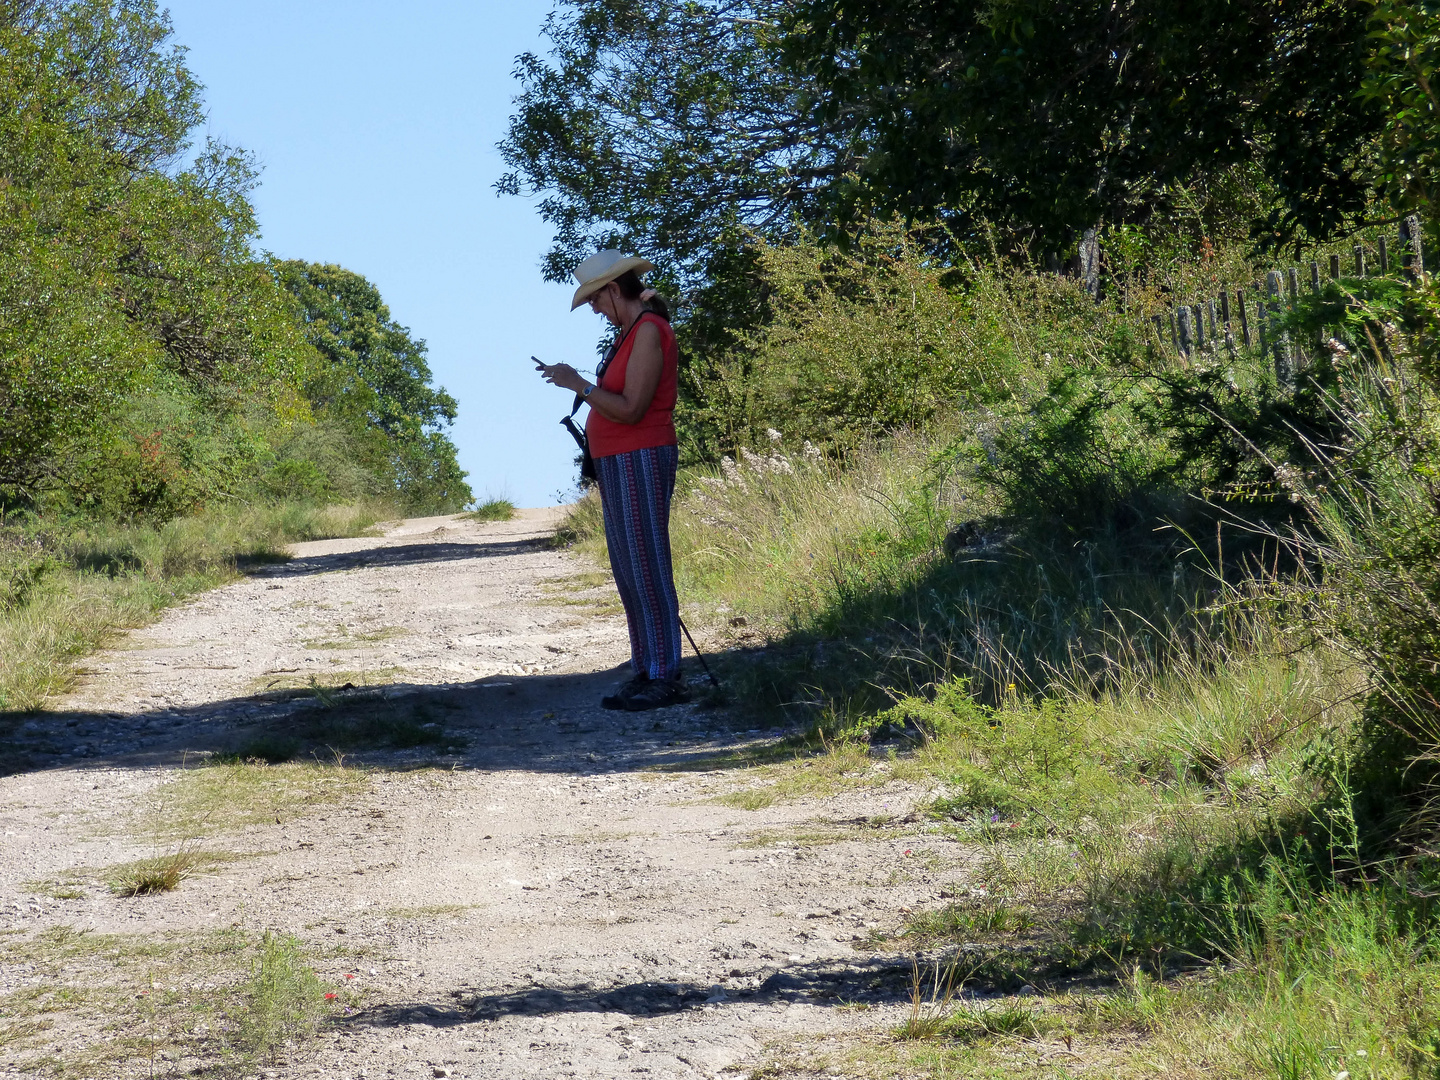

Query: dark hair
left=614, top=269, right=671, bottom=321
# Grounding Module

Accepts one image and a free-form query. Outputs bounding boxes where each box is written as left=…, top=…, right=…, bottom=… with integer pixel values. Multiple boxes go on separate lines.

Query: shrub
left=685, top=222, right=1103, bottom=455
left=977, top=363, right=1178, bottom=533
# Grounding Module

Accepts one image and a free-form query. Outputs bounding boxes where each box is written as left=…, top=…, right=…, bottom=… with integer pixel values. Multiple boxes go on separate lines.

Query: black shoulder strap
left=568, top=312, right=658, bottom=418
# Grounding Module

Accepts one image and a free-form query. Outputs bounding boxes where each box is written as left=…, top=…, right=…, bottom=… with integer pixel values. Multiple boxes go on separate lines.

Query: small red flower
left=903, top=849, right=912, bottom=855
left=324, top=993, right=337, bottom=999
left=344, top=973, right=355, bottom=979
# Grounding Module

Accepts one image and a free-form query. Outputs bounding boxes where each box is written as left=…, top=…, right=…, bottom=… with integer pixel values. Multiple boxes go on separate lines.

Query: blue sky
left=162, top=1, right=603, bottom=507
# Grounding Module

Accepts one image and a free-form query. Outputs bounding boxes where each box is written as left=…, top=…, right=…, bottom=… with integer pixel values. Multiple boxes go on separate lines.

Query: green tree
left=0, top=0, right=211, bottom=500
left=0, top=0, right=203, bottom=180
left=781, top=0, right=1383, bottom=250
left=497, top=0, right=846, bottom=290
left=274, top=261, right=470, bottom=513
left=0, top=1, right=361, bottom=515
left=1364, top=1, right=1440, bottom=248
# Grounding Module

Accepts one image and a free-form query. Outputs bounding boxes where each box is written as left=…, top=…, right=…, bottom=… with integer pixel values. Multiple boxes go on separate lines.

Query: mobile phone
left=531, top=355, right=545, bottom=370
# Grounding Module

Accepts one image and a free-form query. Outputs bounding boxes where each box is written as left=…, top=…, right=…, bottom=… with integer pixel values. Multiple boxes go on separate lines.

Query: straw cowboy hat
left=571, top=250, right=655, bottom=310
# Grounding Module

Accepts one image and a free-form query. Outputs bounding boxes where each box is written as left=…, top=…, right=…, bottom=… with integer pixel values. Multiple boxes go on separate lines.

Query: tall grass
left=0, top=499, right=395, bottom=712
left=633, top=422, right=1434, bottom=1074
left=673, top=431, right=976, bottom=626
left=568, top=428, right=977, bottom=613
left=881, top=876, right=1440, bottom=1079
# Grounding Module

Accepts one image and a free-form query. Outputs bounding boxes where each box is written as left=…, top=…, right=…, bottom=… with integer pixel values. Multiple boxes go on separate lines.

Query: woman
left=537, top=250, right=687, bottom=711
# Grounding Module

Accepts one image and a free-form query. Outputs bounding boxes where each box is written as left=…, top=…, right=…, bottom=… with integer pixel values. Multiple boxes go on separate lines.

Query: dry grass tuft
left=108, top=851, right=204, bottom=896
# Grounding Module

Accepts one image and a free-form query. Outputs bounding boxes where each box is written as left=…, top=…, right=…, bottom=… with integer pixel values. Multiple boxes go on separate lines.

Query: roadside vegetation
left=538, top=0, right=1440, bottom=1071
left=0, top=2, right=473, bottom=716
left=0, top=500, right=395, bottom=713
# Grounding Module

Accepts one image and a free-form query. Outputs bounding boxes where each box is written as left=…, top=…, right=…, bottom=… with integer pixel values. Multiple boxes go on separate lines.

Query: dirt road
left=0, top=512, right=965, bottom=1079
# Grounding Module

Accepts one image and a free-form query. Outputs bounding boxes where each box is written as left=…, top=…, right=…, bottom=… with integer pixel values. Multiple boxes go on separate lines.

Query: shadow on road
left=246, top=537, right=553, bottom=579
left=343, top=956, right=921, bottom=1031
left=0, top=517, right=796, bottom=778
left=0, top=653, right=790, bottom=780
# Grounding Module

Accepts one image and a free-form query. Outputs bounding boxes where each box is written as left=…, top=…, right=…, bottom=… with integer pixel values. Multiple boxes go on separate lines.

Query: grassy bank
left=563, top=422, right=1228, bottom=714
left=0, top=500, right=396, bottom=713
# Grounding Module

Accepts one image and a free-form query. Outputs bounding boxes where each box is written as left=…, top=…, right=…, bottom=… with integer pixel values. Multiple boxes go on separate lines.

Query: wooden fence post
left=1079, top=227, right=1100, bottom=299
left=1139, top=224, right=1425, bottom=366
left=1267, top=270, right=1292, bottom=388
left=1286, top=268, right=1304, bottom=370
left=1401, top=214, right=1425, bottom=278
left=1177, top=305, right=1195, bottom=357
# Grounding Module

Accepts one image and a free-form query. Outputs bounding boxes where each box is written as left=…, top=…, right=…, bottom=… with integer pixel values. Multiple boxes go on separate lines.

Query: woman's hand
left=538, top=362, right=587, bottom=394
left=538, top=320, right=662, bottom=425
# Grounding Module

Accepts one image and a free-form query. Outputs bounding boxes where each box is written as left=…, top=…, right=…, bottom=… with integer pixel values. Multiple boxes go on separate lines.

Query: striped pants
left=595, top=445, right=683, bottom=682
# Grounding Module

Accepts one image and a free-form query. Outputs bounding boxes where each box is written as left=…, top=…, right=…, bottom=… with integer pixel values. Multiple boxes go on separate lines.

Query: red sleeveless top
left=586, top=312, right=679, bottom=458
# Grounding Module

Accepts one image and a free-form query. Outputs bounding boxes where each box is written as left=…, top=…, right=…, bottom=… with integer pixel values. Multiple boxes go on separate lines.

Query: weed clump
left=896, top=958, right=1055, bottom=1044
left=230, top=932, right=330, bottom=1061
left=465, top=498, right=517, bottom=521
left=905, top=900, right=1034, bottom=943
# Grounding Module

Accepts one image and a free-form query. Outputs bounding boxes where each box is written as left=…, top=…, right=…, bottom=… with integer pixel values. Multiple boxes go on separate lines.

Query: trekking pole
left=677, top=615, right=721, bottom=688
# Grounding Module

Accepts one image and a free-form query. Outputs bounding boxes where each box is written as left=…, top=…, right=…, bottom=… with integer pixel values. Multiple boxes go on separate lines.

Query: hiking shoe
left=601, top=674, right=649, bottom=710
left=621, top=678, right=690, bottom=712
